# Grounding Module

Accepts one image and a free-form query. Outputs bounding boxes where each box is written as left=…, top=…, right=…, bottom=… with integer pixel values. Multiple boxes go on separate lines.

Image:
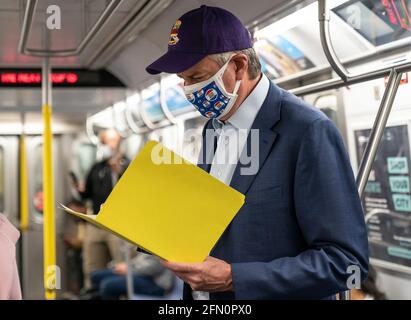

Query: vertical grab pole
left=42, top=57, right=57, bottom=300
left=20, top=113, right=29, bottom=232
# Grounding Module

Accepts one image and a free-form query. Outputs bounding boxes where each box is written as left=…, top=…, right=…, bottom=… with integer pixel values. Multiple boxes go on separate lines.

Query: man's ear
left=232, top=54, right=248, bottom=81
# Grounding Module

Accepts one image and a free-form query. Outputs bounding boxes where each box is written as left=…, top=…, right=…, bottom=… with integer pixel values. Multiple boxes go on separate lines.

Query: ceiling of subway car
left=0, top=0, right=141, bottom=120
left=0, top=0, right=312, bottom=121
left=106, top=0, right=315, bottom=90
left=0, top=0, right=155, bottom=67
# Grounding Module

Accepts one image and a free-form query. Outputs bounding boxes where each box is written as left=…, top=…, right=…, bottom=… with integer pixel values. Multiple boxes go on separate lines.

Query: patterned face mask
left=183, top=58, right=241, bottom=119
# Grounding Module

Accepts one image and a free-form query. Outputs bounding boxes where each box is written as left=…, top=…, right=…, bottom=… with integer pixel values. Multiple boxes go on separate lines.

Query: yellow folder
left=61, top=141, right=244, bottom=262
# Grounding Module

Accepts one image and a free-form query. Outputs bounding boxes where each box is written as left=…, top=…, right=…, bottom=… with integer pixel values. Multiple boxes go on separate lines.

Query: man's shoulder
left=280, top=88, right=327, bottom=126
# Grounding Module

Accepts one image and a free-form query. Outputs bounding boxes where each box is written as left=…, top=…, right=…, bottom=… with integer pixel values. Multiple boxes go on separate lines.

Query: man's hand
left=161, top=256, right=233, bottom=292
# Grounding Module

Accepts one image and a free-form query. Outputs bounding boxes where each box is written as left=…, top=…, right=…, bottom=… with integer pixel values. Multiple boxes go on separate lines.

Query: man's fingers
left=174, top=271, right=200, bottom=282
left=174, top=272, right=204, bottom=289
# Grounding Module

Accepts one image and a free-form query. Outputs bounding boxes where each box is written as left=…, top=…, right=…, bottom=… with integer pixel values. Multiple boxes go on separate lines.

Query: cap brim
left=146, top=50, right=208, bottom=75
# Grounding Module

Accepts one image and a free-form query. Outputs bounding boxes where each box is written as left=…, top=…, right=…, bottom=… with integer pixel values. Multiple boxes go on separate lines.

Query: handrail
left=290, top=61, right=411, bottom=96
left=318, top=0, right=350, bottom=82
left=364, top=208, right=411, bottom=224
left=318, top=0, right=402, bottom=82
left=18, top=0, right=123, bottom=57
left=317, top=1, right=404, bottom=198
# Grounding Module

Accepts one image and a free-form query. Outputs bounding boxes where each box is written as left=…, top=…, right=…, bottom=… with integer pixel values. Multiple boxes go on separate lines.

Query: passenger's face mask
left=183, top=58, right=241, bottom=119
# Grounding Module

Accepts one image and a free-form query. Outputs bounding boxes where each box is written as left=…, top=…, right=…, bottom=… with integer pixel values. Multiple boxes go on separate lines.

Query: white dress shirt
left=192, top=74, right=270, bottom=300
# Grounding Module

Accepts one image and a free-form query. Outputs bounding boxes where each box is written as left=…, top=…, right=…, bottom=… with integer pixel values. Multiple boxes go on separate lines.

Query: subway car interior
left=0, top=0, right=411, bottom=301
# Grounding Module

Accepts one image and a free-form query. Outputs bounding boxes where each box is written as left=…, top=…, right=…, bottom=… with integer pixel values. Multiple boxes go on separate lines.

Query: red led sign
left=0, top=72, right=78, bottom=84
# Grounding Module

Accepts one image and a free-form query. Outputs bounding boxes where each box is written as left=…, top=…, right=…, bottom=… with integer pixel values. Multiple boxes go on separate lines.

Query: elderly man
left=146, top=5, right=368, bottom=300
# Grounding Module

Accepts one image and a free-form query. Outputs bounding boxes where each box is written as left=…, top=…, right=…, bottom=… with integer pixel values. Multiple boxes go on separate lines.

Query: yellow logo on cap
left=169, top=19, right=182, bottom=46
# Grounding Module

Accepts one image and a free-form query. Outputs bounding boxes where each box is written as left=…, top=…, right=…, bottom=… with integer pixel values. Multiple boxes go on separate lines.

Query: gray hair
left=209, top=48, right=262, bottom=80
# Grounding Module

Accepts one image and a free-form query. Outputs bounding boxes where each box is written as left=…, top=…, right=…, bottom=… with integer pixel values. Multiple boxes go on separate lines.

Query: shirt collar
left=212, top=74, right=270, bottom=131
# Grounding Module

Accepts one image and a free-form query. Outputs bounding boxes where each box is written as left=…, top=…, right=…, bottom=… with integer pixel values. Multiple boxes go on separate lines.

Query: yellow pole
left=42, top=58, right=56, bottom=300
left=19, top=134, right=29, bottom=232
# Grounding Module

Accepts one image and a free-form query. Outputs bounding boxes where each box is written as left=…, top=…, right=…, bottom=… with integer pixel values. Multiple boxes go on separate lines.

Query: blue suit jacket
left=183, top=81, right=369, bottom=300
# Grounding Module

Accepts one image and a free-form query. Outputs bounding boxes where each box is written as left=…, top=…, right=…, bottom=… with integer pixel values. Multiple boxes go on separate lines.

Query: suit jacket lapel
left=229, top=129, right=277, bottom=194
left=229, top=82, right=283, bottom=194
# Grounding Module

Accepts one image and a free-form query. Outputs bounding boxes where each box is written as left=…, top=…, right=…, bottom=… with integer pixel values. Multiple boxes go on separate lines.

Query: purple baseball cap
left=146, top=5, right=253, bottom=75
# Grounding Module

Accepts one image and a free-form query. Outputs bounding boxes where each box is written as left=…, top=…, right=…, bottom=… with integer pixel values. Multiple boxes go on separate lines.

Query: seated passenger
left=88, top=252, right=174, bottom=300
left=0, top=213, right=22, bottom=300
